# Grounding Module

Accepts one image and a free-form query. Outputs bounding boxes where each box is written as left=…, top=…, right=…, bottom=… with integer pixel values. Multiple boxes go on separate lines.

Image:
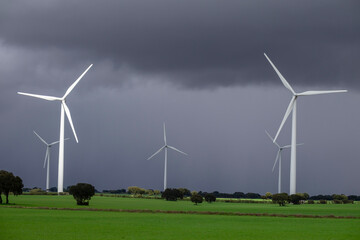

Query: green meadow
left=1, top=195, right=359, bottom=239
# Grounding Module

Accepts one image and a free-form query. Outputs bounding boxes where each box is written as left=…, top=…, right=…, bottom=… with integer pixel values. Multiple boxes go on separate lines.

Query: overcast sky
left=0, top=0, right=359, bottom=195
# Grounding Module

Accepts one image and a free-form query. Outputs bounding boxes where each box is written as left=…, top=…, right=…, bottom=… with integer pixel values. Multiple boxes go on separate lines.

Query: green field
left=5, top=195, right=360, bottom=217
left=1, top=195, right=359, bottom=239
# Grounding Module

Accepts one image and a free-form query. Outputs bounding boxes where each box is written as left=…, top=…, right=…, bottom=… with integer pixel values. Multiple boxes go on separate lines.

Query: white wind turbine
left=264, top=53, right=347, bottom=194
left=18, top=64, right=93, bottom=193
left=33, top=131, right=69, bottom=192
left=147, top=123, right=187, bottom=190
left=265, top=130, right=303, bottom=193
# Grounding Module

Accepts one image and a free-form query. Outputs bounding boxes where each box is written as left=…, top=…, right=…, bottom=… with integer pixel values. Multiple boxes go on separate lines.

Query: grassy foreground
left=1, top=207, right=360, bottom=240
left=1, top=195, right=359, bottom=239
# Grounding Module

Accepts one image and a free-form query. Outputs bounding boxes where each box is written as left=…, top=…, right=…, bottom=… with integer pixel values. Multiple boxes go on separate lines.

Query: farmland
left=0, top=195, right=359, bottom=239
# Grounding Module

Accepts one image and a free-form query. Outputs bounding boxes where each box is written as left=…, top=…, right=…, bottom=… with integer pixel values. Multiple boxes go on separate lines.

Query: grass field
left=5, top=194, right=360, bottom=217
left=1, top=195, right=359, bottom=239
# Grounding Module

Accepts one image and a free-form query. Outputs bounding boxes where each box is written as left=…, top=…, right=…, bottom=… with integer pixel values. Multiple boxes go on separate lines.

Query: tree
left=191, top=194, right=203, bottom=205
left=233, top=192, right=245, bottom=198
left=48, top=187, right=58, bottom=192
left=0, top=170, right=23, bottom=204
left=145, top=189, right=154, bottom=196
left=245, top=192, right=261, bottom=199
left=178, top=188, right=191, bottom=198
left=69, top=183, right=95, bottom=205
left=204, top=193, right=216, bottom=203
left=127, top=186, right=145, bottom=196
left=191, top=190, right=198, bottom=196
left=265, top=192, right=273, bottom=199
left=332, top=194, right=348, bottom=201
left=161, top=188, right=183, bottom=201
left=302, top=193, right=309, bottom=200
left=272, top=193, right=289, bottom=206
left=289, top=194, right=304, bottom=205
left=153, top=190, right=161, bottom=195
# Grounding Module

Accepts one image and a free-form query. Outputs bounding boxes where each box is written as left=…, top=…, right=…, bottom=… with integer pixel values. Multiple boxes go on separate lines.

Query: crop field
left=1, top=195, right=360, bottom=239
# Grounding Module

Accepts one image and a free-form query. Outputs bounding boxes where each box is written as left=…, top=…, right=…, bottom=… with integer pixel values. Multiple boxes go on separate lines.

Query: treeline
left=22, top=186, right=360, bottom=201
left=207, top=191, right=262, bottom=199
left=309, top=194, right=360, bottom=201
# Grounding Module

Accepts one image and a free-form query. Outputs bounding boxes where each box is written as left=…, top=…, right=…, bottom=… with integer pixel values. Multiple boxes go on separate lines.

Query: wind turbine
left=18, top=64, right=93, bottom=193
left=264, top=53, right=347, bottom=194
left=265, top=130, right=303, bottom=193
left=147, top=123, right=187, bottom=190
left=33, top=131, right=69, bottom=192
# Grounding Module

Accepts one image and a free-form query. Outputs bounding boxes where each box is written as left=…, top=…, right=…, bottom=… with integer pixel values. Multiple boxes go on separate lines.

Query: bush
left=272, top=193, right=289, bottom=206
left=319, top=200, right=327, bottom=204
left=307, top=200, right=315, bottom=204
left=333, top=199, right=342, bottom=204
left=29, top=188, right=46, bottom=195
left=69, top=183, right=95, bottom=205
left=191, top=194, right=203, bottom=205
left=342, top=199, right=354, bottom=204
left=204, top=193, right=216, bottom=203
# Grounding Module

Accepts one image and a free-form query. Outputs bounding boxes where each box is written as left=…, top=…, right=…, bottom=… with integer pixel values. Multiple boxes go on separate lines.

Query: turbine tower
left=265, top=130, right=302, bottom=193
left=147, top=123, right=187, bottom=190
left=18, top=64, right=92, bottom=193
left=33, top=131, right=69, bottom=192
left=264, top=53, right=347, bottom=194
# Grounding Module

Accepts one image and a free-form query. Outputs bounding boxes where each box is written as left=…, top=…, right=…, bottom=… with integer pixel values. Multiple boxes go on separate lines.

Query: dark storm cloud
left=0, top=0, right=358, bottom=89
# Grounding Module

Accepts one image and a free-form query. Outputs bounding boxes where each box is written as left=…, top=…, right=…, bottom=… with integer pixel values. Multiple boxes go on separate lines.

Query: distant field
left=4, top=194, right=360, bottom=217
left=1, top=195, right=359, bottom=239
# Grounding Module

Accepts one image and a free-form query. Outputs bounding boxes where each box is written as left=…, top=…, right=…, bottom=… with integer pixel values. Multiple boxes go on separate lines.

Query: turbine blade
left=264, top=53, right=295, bottom=95
left=33, top=131, right=48, bottom=145
left=147, top=146, right=165, bottom=160
left=63, top=64, right=93, bottom=99
left=168, top=145, right=188, bottom=156
left=163, top=123, right=167, bottom=145
left=273, top=96, right=296, bottom=142
left=297, top=90, right=347, bottom=96
left=49, top=138, right=69, bottom=146
left=282, top=143, right=303, bottom=149
left=43, top=148, right=49, bottom=168
left=62, top=102, right=78, bottom=143
left=18, top=92, right=61, bottom=101
left=272, top=150, right=280, bottom=172
left=265, top=130, right=280, bottom=148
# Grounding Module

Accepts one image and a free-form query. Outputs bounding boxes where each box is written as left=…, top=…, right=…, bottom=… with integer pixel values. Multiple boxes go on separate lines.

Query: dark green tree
left=204, top=193, right=216, bottom=203
left=191, top=194, right=203, bottom=205
left=272, top=193, right=289, bottom=206
left=0, top=170, right=23, bottom=204
left=69, top=183, right=95, bottom=205
left=162, top=188, right=183, bottom=201
left=289, top=194, right=304, bottom=205
left=178, top=188, right=191, bottom=198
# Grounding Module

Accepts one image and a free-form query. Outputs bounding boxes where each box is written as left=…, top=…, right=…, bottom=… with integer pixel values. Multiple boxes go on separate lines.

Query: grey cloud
left=0, top=0, right=358, bottom=89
